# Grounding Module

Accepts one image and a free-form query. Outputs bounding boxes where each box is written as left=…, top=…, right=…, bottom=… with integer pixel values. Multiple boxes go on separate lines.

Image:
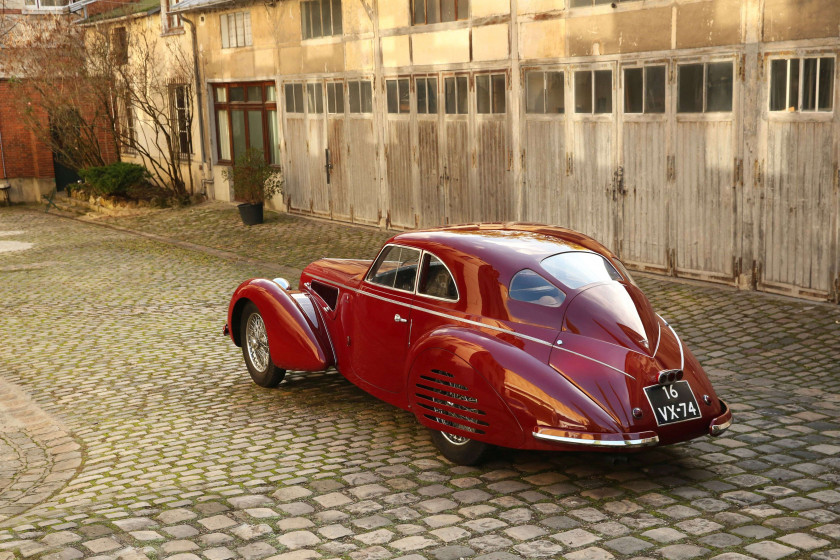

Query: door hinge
left=733, top=256, right=742, bottom=281
left=667, top=155, right=676, bottom=182
left=566, top=152, right=574, bottom=176
left=612, top=166, right=626, bottom=200
left=754, top=159, right=763, bottom=188
left=734, top=158, right=743, bottom=187
left=751, top=259, right=761, bottom=290
left=832, top=274, right=840, bottom=304
left=738, top=54, right=746, bottom=81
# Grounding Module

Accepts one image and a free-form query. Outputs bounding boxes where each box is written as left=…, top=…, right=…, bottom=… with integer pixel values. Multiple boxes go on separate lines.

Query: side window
left=418, top=254, right=458, bottom=301
left=509, top=270, right=565, bottom=307
left=348, top=80, right=373, bottom=114
left=769, top=57, right=834, bottom=113
left=525, top=71, right=564, bottom=114
left=386, top=78, right=410, bottom=114
left=367, top=246, right=421, bottom=292
left=623, top=65, right=665, bottom=114
left=677, top=62, right=733, bottom=113
left=416, top=77, right=438, bottom=114
left=444, top=76, right=468, bottom=114
left=476, top=73, right=506, bottom=114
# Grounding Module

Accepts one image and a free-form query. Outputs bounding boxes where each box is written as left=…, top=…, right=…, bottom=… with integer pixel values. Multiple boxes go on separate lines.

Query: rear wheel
left=240, top=302, right=286, bottom=387
left=430, top=430, right=490, bottom=466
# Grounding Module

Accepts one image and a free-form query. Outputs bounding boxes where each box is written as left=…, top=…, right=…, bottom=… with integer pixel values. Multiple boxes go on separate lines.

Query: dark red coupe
left=225, top=224, right=732, bottom=465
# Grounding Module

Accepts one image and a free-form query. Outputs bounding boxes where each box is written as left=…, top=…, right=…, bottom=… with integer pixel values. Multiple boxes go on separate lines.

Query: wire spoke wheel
left=240, top=302, right=285, bottom=388
left=246, top=313, right=270, bottom=372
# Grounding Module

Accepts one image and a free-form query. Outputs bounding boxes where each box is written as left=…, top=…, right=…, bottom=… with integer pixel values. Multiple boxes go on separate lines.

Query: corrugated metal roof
left=169, top=0, right=236, bottom=13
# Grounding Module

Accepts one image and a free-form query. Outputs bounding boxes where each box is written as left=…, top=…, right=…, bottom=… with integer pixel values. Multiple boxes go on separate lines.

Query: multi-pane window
left=301, top=0, right=343, bottom=39
left=214, top=83, right=280, bottom=165
left=165, top=0, right=181, bottom=30
left=677, top=62, right=733, bottom=113
left=348, top=80, right=373, bottom=113
left=284, top=83, right=305, bottom=113
left=120, top=93, right=136, bottom=152
left=169, top=84, right=192, bottom=156
left=770, top=57, right=834, bottom=112
left=112, top=27, right=128, bottom=66
left=412, top=0, right=469, bottom=25
left=221, top=12, right=253, bottom=49
left=575, top=70, right=612, bottom=113
left=307, top=83, right=324, bottom=113
left=416, top=77, right=438, bottom=114
left=525, top=71, right=564, bottom=114
left=386, top=79, right=410, bottom=114
left=326, top=82, right=344, bottom=113
left=444, top=76, right=468, bottom=114
left=623, top=66, right=666, bottom=114
left=476, top=73, right=506, bottom=114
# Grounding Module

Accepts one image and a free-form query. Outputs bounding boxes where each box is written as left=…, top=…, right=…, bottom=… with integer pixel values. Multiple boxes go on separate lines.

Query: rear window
left=509, top=269, right=565, bottom=307
left=541, top=251, right=622, bottom=290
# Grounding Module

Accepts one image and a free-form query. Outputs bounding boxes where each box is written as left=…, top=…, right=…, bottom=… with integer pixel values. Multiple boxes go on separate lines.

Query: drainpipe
left=0, top=112, right=9, bottom=188
left=179, top=13, right=211, bottom=196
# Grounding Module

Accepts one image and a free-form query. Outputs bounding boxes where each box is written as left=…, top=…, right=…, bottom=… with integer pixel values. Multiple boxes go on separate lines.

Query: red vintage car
left=225, top=224, right=732, bottom=465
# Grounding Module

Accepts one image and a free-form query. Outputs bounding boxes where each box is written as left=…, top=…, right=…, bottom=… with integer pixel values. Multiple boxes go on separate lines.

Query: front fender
left=228, top=279, right=333, bottom=372
left=407, top=327, right=622, bottom=450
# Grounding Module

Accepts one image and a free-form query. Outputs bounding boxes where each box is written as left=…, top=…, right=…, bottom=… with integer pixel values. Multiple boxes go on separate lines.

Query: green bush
left=222, top=148, right=283, bottom=204
left=79, top=162, right=149, bottom=197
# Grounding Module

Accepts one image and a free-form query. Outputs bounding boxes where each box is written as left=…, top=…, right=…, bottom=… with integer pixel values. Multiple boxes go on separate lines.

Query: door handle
left=394, top=314, right=408, bottom=323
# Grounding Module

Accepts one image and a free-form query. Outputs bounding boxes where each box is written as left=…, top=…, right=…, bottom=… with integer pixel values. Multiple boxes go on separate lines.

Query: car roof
left=389, top=223, right=616, bottom=283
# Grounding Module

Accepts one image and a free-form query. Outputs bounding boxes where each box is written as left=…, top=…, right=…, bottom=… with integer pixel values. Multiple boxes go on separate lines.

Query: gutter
left=178, top=13, right=211, bottom=194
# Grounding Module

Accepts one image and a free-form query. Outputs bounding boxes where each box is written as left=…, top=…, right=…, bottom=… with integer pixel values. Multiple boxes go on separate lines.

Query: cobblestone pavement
left=1, top=205, right=840, bottom=560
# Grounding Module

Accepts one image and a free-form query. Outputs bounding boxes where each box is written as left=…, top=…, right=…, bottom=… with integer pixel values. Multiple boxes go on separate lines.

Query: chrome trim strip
left=306, top=273, right=635, bottom=379
left=711, top=417, right=732, bottom=435
left=666, top=323, right=685, bottom=370
left=533, top=432, right=659, bottom=447
left=652, top=322, right=661, bottom=358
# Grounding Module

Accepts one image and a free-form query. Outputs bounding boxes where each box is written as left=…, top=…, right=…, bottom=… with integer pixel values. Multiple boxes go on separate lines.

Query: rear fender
left=407, top=327, right=621, bottom=449
left=228, top=279, right=334, bottom=372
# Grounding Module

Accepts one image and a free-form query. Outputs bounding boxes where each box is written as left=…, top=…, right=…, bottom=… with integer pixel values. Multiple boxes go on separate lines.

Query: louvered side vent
left=415, top=369, right=488, bottom=434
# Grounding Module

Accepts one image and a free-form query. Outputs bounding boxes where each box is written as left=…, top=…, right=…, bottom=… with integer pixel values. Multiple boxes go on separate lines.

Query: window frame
left=365, top=244, right=423, bottom=294
left=119, top=91, right=137, bottom=155
left=415, top=75, right=439, bottom=116
left=768, top=55, right=835, bottom=117
left=443, top=74, right=470, bottom=116
left=386, top=77, right=412, bottom=115
left=621, top=63, right=667, bottom=117
left=574, top=68, right=613, bottom=116
left=164, top=0, right=183, bottom=32
left=220, top=11, right=253, bottom=49
left=475, top=72, right=507, bottom=115
left=411, top=0, right=469, bottom=26
left=416, top=252, right=459, bottom=302
left=524, top=69, right=565, bottom=116
left=301, top=0, right=343, bottom=40
left=213, top=82, right=279, bottom=165
left=347, top=79, right=374, bottom=115
left=676, top=60, right=735, bottom=115
left=169, top=83, right=193, bottom=158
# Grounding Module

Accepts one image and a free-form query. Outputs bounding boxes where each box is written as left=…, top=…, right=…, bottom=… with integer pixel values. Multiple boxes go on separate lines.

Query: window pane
left=445, top=77, right=455, bottom=114
left=594, top=70, right=611, bottom=113
left=235, top=12, right=245, bottom=46
left=247, top=85, right=262, bottom=102
left=645, top=65, right=666, bottom=113
left=546, top=71, right=564, bottom=114
left=244, top=12, right=252, bottom=46
left=315, top=83, right=324, bottom=112
left=417, top=79, right=428, bottom=113
left=369, top=246, right=421, bottom=291
left=301, top=2, right=310, bottom=39
left=525, top=72, right=544, bottom=114
left=387, top=80, right=398, bottom=113
left=509, top=269, right=564, bottom=307
left=322, top=0, right=332, bottom=35
left=677, top=64, right=703, bottom=113
left=413, top=0, right=425, bottom=24
left=361, top=80, right=373, bottom=113
left=334, top=82, right=344, bottom=113
left=570, top=0, right=591, bottom=5
left=248, top=110, right=263, bottom=155
left=418, top=254, right=458, bottom=300
left=285, top=84, right=295, bottom=111
left=802, top=58, right=818, bottom=111
left=427, top=0, right=440, bottom=23
left=349, top=81, right=360, bottom=113
left=266, top=85, right=276, bottom=101
left=624, top=67, right=643, bottom=113
left=706, top=62, right=732, bottom=112
left=426, top=78, right=437, bottom=113
left=311, top=1, right=322, bottom=37
left=294, top=83, right=304, bottom=113
left=221, top=14, right=229, bottom=48
left=230, top=86, right=245, bottom=102
left=542, top=252, right=622, bottom=290
left=327, top=83, right=336, bottom=113
left=267, top=110, right=280, bottom=164
left=399, top=79, right=410, bottom=113
left=476, top=74, right=490, bottom=114
left=456, top=76, right=468, bottom=114
left=769, top=59, right=788, bottom=111
left=574, top=71, right=592, bottom=113
left=441, top=0, right=455, bottom=22
left=331, top=0, right=342, bottom=33
left=231, top=110, right=246, bottom=160
left=215, top=86, right=227, bottom=102
left=789, top=59, right=800, bottom=111
left=818, top=58, right=834, bottom=111
left=456, top=0, right=468, bottom=19
left=491, top=73, right=506, bottom=113
left=217, top=109, right=231, bottom=160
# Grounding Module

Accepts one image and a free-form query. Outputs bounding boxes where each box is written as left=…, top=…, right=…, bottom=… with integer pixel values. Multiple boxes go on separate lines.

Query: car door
left=350, top=245, right=420, bottom=393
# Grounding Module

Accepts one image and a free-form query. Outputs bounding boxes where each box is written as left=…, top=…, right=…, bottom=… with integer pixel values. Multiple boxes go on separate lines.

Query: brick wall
left=0, top=80, right=54, bottom=181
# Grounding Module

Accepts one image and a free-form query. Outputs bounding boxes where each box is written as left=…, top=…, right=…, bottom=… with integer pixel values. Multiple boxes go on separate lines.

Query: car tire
left=430, top=429, right=491, bottom=466
left=241, top=302, right=286, bottom=388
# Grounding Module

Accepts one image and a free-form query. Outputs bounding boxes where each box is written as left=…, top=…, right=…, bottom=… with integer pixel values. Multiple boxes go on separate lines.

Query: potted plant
left=222, top=148, right=283, bottom=226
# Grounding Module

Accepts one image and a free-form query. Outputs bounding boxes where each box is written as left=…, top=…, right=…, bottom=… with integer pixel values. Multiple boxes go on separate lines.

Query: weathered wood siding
left=569, top=119, right=615, bottom=248
left=307, top=115, right=329, bottom=216
left=327, top=117, right=350, bottom=220
left=523, top=118, right=566, bottom=225
left=385, top=119, right=413, bottom=228
left=345, top=117, right=379, bottom=225
left=417, top=119, right=443, bottom=227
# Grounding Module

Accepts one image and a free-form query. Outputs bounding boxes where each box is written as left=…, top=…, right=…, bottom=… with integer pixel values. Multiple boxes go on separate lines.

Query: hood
left=561, top=282, right=660, bottom=356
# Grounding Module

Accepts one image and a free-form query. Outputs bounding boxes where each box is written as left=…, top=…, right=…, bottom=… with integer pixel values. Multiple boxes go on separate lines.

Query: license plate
left=644, top=380, right=701, bottom=426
